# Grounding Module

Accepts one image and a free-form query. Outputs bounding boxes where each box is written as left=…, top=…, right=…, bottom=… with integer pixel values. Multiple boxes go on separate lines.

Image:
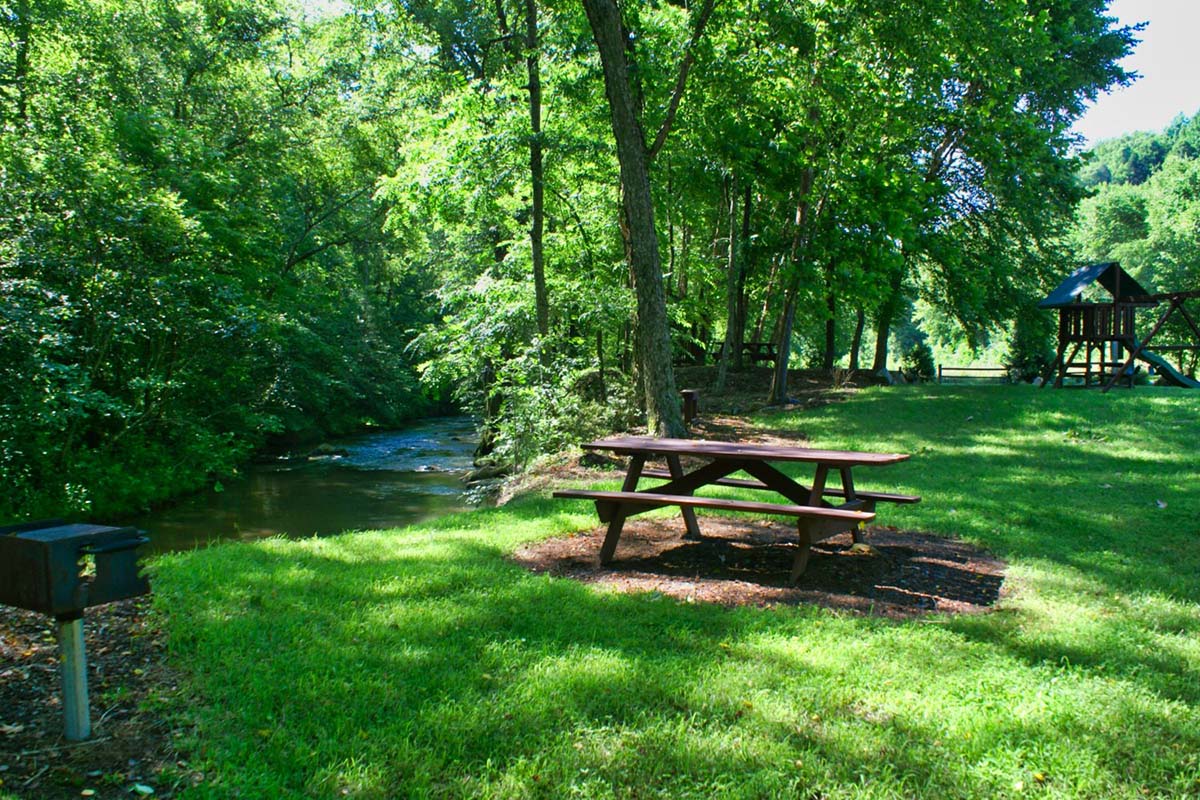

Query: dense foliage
left=1, top=0, right=1136, bottom=517
left=1072, top=110, right=1200, bottom=376
left=0, top=0, right=442, bottom=517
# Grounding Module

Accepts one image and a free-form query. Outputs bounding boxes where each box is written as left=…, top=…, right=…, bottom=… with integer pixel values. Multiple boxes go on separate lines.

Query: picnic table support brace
left=644, top=458, right=751, bottom=497
left=737, top=460, right=868, bottom=513
left=666, top=454, right=703, bottom=540
left=808, top=465, right=829, bottom=506
left=736, top=460, right=810, bottom=504
left=599, top=455, right=644, bottom=565
left=839, top=468, right=863, bottom=542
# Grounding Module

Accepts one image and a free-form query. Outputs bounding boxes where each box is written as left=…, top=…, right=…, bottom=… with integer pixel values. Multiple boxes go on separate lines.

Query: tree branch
left=283, top=185, right=377, bottom=272
left=284, top=202, right=391, bottom=272
left=646, top=0, right=717, bottom=161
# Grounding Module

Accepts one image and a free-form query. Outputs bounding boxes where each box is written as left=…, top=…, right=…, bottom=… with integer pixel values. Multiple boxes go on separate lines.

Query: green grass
left=142, top=385, right=1199, bottom=799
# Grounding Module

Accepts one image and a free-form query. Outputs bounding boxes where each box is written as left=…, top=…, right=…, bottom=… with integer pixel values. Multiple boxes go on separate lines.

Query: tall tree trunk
left=583, top=0, right=714, bottom=436
left=753, top=255, right=781, bottom=341
left=822, top=260, right=836, bottom=372
left=737, top=180, right=752, bottom=346
left=13, top=0, right=32, bottom=123
left=525, top=0, right=549, bottom=340
left=768, top=165, right=817, bottom=404
left=871, top=264, right=906, bottom=372
left=620, top=321, right=633, bottom=373
left=666, top=157, right=678, bottom=288
left=715, top=174, right=743, bottom=392
left=768, top=281, right=799, bottom=405
left=849, top=307, right=865, bottom=371
left=596, top=329, right=607, bottom=404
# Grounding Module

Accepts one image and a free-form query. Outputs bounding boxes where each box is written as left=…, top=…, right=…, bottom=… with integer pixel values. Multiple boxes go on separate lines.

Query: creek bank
left=125, top=417, right=481, bottom=554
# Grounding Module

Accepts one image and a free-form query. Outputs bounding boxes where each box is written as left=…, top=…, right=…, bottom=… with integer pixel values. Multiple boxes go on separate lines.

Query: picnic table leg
left=839, top=467, right=864, bottom=543
left=666, top=454, right=703, bottom=541
left=599, top=455, right=645, bottom=565
left=790, top=523, right=813, bottom=584
left=807, top=464, right=829, bottom=506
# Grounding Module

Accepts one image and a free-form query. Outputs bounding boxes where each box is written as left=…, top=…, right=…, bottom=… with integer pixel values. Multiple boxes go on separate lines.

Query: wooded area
left=0, top=0, right=1143, bottom=519
left=1072, top=113, right=1200, bottom=378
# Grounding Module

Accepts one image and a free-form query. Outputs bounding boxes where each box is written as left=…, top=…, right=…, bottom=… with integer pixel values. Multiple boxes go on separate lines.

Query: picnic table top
left=582, top=436, right=908, bottom=467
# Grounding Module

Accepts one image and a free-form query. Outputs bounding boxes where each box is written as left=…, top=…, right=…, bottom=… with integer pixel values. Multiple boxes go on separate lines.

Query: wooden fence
left=937, top=365, right=1011, bottom=384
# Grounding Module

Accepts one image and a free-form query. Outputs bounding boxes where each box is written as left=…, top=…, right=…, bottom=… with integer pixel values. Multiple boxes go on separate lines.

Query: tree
left=581, top=0, right=714, bottom=436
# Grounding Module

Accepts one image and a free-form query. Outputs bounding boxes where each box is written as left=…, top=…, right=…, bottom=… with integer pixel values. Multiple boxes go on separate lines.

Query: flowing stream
left=129, top=417, right=478, bottom=554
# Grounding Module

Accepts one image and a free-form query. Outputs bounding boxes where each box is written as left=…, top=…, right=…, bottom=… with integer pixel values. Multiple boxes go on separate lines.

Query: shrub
left=901, top=341, right=936, bottom=383
left=1006, top=311, right=1056, bottom=382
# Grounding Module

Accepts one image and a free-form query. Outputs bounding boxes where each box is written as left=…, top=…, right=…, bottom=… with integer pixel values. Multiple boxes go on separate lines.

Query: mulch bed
left=0, top=599, right=196, bottom=799
left=513, top=517, right=1007, bottom=617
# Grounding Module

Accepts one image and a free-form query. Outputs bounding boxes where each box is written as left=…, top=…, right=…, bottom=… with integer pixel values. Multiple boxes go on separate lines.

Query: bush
left=491, top=358, right=640, bottom=468
left=901, top=341, right=936, bottom=383
left=1006, top=311, right=1056, bottom=382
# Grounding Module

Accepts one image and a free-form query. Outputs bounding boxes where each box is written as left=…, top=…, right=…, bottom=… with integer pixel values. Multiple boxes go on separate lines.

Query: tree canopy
left=0, top=0, right=1137, bottom=518
left=1072, top=109, right=1200, bottom=376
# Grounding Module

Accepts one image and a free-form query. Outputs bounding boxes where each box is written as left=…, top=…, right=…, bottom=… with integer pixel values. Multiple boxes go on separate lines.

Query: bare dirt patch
left=513, top=517, right=1006, bottom=618
left=674, top=365, right=879, bottom=416
left=0, top=599, right=195, bottom=799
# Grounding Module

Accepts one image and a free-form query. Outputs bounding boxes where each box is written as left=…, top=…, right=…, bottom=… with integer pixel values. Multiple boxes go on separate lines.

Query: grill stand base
left=56, top=616, right=91, bottom=741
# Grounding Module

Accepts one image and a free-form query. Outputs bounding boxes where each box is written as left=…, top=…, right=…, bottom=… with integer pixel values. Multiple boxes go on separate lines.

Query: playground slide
left=1133, top=346, right=1200, bottom=388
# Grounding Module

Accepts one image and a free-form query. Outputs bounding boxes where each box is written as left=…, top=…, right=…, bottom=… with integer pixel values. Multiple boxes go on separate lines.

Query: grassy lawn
left=132, top=387, right=1199, bottom=798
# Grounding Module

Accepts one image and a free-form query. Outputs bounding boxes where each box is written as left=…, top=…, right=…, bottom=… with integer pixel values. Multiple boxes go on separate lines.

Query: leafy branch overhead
left=0, top=0, right=1139, bottom=515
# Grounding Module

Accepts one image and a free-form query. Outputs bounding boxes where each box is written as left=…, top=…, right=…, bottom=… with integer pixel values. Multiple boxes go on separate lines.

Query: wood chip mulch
left=0, top=598, right=198, bottom=799
left=512, top=517, right=1007, bottom=617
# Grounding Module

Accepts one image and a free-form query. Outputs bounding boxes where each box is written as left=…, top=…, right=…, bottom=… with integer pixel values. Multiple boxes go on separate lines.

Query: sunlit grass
left=148, top=385, right=1200, bottom=798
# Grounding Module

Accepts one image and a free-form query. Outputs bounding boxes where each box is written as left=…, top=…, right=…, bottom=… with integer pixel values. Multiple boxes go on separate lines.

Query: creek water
left=129, top=417, right=479, bottom=554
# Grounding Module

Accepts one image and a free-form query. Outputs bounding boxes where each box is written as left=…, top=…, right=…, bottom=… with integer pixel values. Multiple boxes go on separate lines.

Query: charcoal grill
left=0, top=519, right=150, bottom=740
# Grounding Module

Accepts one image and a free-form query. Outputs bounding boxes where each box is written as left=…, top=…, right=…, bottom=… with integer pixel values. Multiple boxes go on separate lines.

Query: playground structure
left=1039, top=261, right=1200, bottom=392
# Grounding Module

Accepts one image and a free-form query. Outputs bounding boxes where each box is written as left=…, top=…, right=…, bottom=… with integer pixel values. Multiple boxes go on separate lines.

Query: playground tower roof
left=1038, top=261, right=1155, bottom=309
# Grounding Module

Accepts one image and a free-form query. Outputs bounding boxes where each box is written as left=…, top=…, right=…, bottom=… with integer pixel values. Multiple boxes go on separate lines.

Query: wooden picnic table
left=554, top=436, right=918, bottom=583
left=741, top=341, right=778, bottom=365
left=707, top=341, right=779, bottom=366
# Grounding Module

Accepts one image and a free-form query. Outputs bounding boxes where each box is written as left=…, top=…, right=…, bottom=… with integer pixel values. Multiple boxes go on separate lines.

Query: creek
left=129, top=417, right=479, bottom=554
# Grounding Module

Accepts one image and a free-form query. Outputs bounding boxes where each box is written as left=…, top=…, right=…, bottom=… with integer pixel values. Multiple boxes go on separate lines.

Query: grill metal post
left=56, top=616, right=91, bottom=741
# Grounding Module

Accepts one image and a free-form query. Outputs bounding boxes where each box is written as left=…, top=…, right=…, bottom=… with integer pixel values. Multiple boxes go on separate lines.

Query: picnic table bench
left=708, top=341, right=779, bottom=366
left=554, top=437, right=919, bottom=583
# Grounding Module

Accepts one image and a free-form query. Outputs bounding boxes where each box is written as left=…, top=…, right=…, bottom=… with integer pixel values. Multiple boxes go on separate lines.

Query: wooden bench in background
left=707, top=341, right=779, bottom=366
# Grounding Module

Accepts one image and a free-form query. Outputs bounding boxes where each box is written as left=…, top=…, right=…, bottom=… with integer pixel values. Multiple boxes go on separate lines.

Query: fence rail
left=937, top=365, right=1011, bottom=384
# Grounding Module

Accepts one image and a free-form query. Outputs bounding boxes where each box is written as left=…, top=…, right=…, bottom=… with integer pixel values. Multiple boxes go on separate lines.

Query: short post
left=681, top=389, right=700, bottom=426
left=56, top=616, right=91, bottom=741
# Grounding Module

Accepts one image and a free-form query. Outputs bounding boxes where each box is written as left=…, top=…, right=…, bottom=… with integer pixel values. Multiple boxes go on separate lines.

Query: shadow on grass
left=756, top=386, right=1200, bottom=597
left=152, top=505, right=1200, bottom=797
left=750, top=386, right=1200, bottom=705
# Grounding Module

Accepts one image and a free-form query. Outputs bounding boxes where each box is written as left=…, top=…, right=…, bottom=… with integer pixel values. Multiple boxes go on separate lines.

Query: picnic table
left=554, top=436, right=919, bottom=583
left=742, top=341, right=778, bottom=365
left=708, top=341, right=779, bottom=366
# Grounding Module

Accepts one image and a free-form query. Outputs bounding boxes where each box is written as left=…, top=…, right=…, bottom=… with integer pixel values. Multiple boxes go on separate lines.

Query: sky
left=1071, top=0, right=1200, bottom=146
